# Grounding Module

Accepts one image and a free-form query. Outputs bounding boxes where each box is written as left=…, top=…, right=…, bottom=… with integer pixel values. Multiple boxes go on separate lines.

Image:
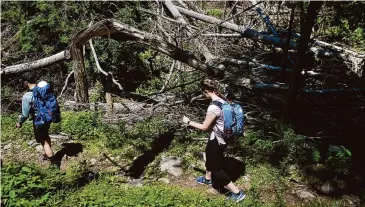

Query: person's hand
left=16, top=122, right=22, bottom=128
left=182, top=116, right=190, bottom=124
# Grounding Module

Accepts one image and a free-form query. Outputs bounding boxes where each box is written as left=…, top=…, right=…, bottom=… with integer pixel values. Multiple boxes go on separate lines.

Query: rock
left=242, top=175, right=251, bottom=182
left=242, top=175, right=251, bottom=190
left=316, top=181, right=336, bottom=195
left=316, top=180, right=346, bottom=195
left=90, top=158, right=97, bottom=166
left=128, top=179, right=144, bottom=187
left=295, top=189, right=316, bottom=201
left=302, top=164, right=335, bottom=183
left=49, top=134, right=69, bottom=140
left=341, top=195, right=360, bottom=207
left=160, top=156, right=183, bottom=177
left=158, top=178, right=170, bottom=184
left=4, top=143, right=12, bottom=150
left=206, top=188, right=218, bottom=195
left=36, top=145, right=43, bottom=152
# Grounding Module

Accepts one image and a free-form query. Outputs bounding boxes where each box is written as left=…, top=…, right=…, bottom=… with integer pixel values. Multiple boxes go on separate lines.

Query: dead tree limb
left=1, top=50, right=70, bottom=75
left=69, top=19, right=225, bottom=102
left=163, top=0, right=188, bottom=25
left=89, top=38, right=124, bottom=90
left=251, top=0, right=278, bottom=36
left=175, top=5, right=296, bottom=48
left=159, top=60, right=176, bottom=92
left=59, top=70, right=74, bottom=98
left=163, top=0, right=215, bottom=62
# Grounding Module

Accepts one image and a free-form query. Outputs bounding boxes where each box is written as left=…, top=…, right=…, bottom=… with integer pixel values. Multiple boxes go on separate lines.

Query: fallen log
left=1, top=50, right=70, bottom=75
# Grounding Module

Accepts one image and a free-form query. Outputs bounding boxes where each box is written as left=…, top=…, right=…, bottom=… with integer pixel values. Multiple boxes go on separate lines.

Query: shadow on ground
left=53, top=143, right=83, bottom=168
left=127, top=129, right=175, bottom=178
left=212, top=157, right=246, bottom=194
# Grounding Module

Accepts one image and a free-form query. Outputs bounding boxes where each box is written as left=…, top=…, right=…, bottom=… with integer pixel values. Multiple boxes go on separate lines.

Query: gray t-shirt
left=207, top=98, right=226, bottom=145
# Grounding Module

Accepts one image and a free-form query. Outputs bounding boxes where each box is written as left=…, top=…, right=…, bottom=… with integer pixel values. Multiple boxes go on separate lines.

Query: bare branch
left=59, top=70, right=74, bottom=98
left=159, top=60, right=176, bottom=92
left=89, top=38, right=124, bottom=90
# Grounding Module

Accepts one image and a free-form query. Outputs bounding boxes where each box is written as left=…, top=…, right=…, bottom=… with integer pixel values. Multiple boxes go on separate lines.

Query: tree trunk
left=71, top=47, right=89, bottom=103
left=105, top=73, right=113, bottom=115
left=286, top=2, right=323, bottom=112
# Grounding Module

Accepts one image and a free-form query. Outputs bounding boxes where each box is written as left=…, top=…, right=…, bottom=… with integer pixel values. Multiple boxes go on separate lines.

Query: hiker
left=16, top=72, right=60, bottom=165
left=182, top=79, right=246, bottom=202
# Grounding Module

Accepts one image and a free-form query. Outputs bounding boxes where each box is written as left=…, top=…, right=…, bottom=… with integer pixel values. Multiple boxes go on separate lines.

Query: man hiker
left=16, top=72, right=56, bottom=165
left=182, top=79, right=246, bottom=202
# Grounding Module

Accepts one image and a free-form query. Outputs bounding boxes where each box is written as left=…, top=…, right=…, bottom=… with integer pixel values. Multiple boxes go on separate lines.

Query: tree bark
left=71, top=47, right=89, bottom=103
left=105, top=73, right=113, bottom=115
left=286, top=2, right=323, bottom=112
left=1, top=50, right=70, bottom=75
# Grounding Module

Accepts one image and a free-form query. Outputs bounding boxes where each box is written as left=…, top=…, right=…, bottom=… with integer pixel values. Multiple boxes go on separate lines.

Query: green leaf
left=21, top=166, right=31, bottom=173
left=9, top=190, right=16, bottom=199
left=312, top=150, right=321, bottom=162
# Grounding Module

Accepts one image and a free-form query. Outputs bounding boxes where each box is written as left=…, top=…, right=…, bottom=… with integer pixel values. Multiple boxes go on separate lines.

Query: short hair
left=21, top=72, right=36, bottom=84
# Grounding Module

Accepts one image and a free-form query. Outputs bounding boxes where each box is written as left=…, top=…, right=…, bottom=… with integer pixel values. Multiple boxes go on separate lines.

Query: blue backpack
left=212, top=100, right=245, bottom=140
left=32, top=81, right=61, bottom=127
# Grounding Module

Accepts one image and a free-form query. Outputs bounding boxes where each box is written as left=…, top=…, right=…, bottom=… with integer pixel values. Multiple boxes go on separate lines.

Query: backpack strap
left=211, top=100, right=223, bottom=109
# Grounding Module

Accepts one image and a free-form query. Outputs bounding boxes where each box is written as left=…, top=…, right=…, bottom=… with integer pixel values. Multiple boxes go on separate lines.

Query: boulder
left=160, top=156, right=183, bottom=177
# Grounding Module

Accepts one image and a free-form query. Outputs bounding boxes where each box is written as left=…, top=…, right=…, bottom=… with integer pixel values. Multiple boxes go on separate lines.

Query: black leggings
left=205, top=138, right=231, bottom=186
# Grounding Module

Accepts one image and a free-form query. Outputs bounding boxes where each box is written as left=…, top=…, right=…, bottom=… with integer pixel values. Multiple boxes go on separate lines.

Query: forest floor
left=1, top=117, right=360, bottom=207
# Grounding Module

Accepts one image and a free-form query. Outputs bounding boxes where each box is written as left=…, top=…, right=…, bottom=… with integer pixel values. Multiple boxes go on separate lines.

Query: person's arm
left=17, top=92, right=32, bottom=127
left=184, top=112, right=216, bottom=131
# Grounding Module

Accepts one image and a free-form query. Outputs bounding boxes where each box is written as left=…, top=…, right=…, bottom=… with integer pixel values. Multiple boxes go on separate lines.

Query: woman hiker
left=182, top=78, right=245, bottom=202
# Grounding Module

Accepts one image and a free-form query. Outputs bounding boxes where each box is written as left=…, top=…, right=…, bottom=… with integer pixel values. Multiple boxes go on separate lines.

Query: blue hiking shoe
left=196, top=176, right=212, bottom=185
left=227, top=190, right=246, bottom=202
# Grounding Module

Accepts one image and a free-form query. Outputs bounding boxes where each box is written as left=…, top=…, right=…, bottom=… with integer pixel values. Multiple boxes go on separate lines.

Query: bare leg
left=41, top=136, right=54, bottom=158
left=226, top=182, right=240, bottom=194
left=205, top=171, right=212, bottom=180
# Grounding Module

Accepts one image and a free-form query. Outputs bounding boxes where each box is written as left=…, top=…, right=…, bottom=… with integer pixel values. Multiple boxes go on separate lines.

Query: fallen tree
left=173, top=3, right=364, bottom=77
left=1, top=50, right=70, bottom=75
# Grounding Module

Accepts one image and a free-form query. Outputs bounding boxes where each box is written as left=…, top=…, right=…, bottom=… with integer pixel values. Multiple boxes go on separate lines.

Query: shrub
left=1, top=114, right=34, bottom=142
left=326, top=145, right=352, bottom=175
left=1, top=164, right=55, bottom=207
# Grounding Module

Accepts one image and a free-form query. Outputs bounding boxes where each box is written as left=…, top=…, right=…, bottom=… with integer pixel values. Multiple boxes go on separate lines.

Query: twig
left=190, top=94, right=205, bottom=103
left=192, top=138, right=208, bottom=140
left=103, top=153, right=128, bottom=173
left=159, top=60, right=176, bottom=92
left=147, top=77, right=204, bottom=96
left=148, top=100, right=185, bottom=118
left=59, top=70, right=74, bottom=98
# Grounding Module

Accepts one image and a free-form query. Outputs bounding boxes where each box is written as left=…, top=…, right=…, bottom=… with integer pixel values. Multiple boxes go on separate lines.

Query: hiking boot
left=196, top=176, right=212, bottom=185
left=227, top=190, right=246, bottom=202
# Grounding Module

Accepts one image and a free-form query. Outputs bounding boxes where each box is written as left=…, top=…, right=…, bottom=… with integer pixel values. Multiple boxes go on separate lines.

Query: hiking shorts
left=33, top=123, right=50, bottom=143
